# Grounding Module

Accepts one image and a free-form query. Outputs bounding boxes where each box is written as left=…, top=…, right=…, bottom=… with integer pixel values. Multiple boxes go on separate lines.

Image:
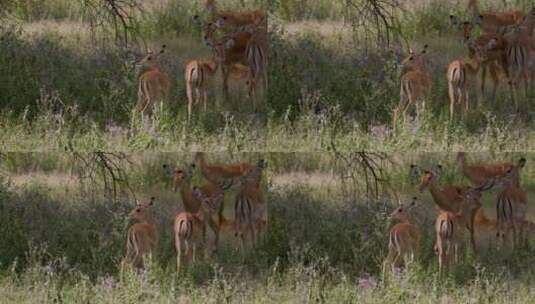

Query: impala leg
left=448, top=83, right=456, bottom=120
left=480, top=65, right=487, bottom=105
left=208, top=218, right=220, bottom=255
left=176, top=235, right=182, bottom=272
left=222, top=65, right=230, bottom=100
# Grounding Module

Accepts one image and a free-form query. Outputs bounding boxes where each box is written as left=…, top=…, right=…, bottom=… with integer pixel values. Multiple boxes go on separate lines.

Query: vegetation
left=0, top=152, right=534, bottom=303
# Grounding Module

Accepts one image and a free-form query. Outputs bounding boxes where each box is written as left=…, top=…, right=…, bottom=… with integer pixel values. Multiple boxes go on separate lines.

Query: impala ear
left=486, top=38, right=498, bottom=49
left=408, top=47, right=414, bottom=54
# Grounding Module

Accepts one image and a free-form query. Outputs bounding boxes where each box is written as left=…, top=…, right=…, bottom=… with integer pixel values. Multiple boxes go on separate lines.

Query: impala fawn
left=447, top=39, right=486, bottom=119
left=435, top=187, right=484, bottom=274
left=174, top=201, right=206, bottom=272
left=193, top=152, right=253, bottom=184
left=383, top=197, right=421, bottom=277
left=163, top=163, right=233, bottom=253
left=122, top=197, right=158, bottom=270
left=418, top=166, right=494, bottom=254
left=393, top=45, right=432, bottom=128
left=134, top=45, right=171, bottom=118
left=457, top=152, right=524, bottom=187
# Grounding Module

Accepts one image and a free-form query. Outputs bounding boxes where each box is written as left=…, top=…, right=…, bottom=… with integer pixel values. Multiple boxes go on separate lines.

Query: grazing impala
left=122, top=197, right=158, bottom=270
left=467, top=0, right=525, bottom=33
left=193, top=152, right=253, bottom=184
left=393, top=45, right=432, bottom=128
left=457, top=152, right=525, bottom=187
left=383, top=197, right=421, bottom=277
left=447, top=39, right=486, bottom=119
left=134, top=45, right=171, bottom=118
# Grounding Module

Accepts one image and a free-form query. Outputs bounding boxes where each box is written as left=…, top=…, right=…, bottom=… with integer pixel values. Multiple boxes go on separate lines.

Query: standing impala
left=447, top=38, right=486, bottom=119
left=233, top=159, right=267, bottom=257
left=163, top=163, right=232, bottom=253
left=174, top=198, right=206, bottom=272
left=468, top=0, right=525, bottom=33
left=184, top=58, right=218, bottom=121
left=193, top=152, right=253, bottom=184
left=134, top=45, right=171, bottom=118
left=122, top=197, right=158, bottom=270
left=491, top=162, right=528, bottom=249
left=204, top=25, right=253, bottom=99
left=201, top=0, right=267, bottom=32
left=457, top=152, right=525, bottom=187
left=393, top=45, right=432, bottom=128
left=435, top=186, right=485, bottom=274
left=418, top=166, right=494, bottom=254
left=244, top=25, right=268, bottom=102
left=383, top=197, right=421, bottom=277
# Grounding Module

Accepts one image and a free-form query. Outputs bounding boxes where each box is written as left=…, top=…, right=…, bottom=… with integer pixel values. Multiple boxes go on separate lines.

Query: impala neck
left=428, top=181, right=458, bottom=213
left=179, top=182, right=199, bottom=212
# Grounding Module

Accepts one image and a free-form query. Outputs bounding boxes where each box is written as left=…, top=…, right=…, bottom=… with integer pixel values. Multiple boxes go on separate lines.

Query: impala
left=122, top=197, right=158, bottom=270
left=244, top=26, right=268, bottom=101
left=134, top=45, right=171, bottom=118
left=193, top=152, right=253, bottom=184
left=204, top=26, right=253, bottom=99
left=174, top=202, right=206, bottom=271
left=383, top=197, right=421, bottom=277
left=447, top=39, right=485, bottom=119
left=457, top=152, right=525, bottom=187
left=468, top=0, right=525, bottom=33
left=233, top=159, right=267, bottom=257
left=202, top=0, right=267, bottom=31
left=185, top=58, right=218, bottom=121
left=393, top=45, right=432, bottom=128
left=435, top=186, right=483, bottom=274
left=418, top=167, right=494, bottom=254
left=492, top=163, right=528, bottom=249
left=163, top=163, right=232, bottom=253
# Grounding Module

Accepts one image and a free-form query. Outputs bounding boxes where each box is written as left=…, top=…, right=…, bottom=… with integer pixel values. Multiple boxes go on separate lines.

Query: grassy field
left=0, top=152, right=534, bottom=303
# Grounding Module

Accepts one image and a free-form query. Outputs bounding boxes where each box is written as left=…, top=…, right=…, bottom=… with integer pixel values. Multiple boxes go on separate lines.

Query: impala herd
left=384, top=153, right=532, bottom=276
left=135, top=0, right=267, bottom=121
left=122, top=153, right=267, bottom=272
left=394, top=0, right=535, bottom=127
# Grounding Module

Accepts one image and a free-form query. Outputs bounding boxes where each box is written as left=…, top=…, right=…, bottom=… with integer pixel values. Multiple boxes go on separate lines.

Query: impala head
left=202, top=22, right=217, bottom=46
left=418, top=165, right=442, bottom=192
left=494, top=158, right=526, bottom=188
left=389, top=197, right=418, bottom=222
left=136, top=45, right=166, bottom=72
left=400, top=45, right=429, bottom=70
left=210, top=37, right=236, bottom=63
left=163, top=163, right=195, bottom=192
left=449, top=15, right=475, bottom=41
left=130, top=197, right=155, bottom=221
left=409, top=164, right=421, bottom=181
left=191, top=186, right=224, bottom=213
